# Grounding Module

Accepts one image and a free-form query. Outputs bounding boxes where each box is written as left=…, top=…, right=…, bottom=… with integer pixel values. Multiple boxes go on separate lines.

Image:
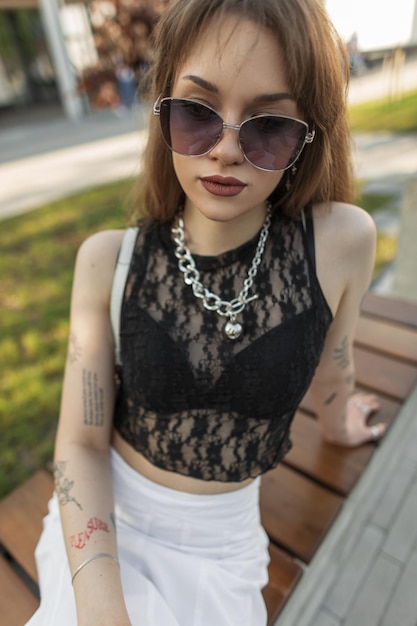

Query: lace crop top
left=113, top=211, right=333, bottom=482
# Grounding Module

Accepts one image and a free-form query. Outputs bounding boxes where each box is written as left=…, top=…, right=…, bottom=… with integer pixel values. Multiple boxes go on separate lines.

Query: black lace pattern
left=113, top=212, right=333, bottom=482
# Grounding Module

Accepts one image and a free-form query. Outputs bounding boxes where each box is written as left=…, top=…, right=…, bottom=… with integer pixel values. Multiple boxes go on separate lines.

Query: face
left=169, top=15, right=304, bottom=228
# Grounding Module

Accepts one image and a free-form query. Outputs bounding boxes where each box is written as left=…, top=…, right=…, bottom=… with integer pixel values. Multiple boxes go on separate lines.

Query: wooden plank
left=0, top=555, right=39, bottom=626
left=260, top=465, right=343, bottom=563
left=362, top=293, right=417, bottom=329
left=354, top=346, right=417, bottom=400
left=263, top=544, right=303, bottom=626
left=0, top=470, right=53, bottom=584
left=355, top=316, right=417, bottom=364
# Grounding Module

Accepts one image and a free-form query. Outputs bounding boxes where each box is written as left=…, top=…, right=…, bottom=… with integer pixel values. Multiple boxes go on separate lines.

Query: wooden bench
left=1, top=292, right=416, bottom=626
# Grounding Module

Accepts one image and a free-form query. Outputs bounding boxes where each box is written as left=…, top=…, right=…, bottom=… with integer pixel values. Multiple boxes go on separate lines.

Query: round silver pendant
left=223, top=319, right=243, bottom=341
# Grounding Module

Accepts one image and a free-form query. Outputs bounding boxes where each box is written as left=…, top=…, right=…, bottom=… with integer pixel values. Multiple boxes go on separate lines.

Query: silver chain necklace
left=171, top=204, right=272, bottom=341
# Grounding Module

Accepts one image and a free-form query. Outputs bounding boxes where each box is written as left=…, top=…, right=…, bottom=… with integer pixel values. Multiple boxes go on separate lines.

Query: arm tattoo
left=69, top=517, right=110, bottom=550
left=324, top=392, right=338, bottom=406
left=67, top=332, right=82, bottom=365
left=82, top=369, right=105, bottom=426
left=54, top=462, right=83, bottom=510
left=333, top=336, right=350, bottom=370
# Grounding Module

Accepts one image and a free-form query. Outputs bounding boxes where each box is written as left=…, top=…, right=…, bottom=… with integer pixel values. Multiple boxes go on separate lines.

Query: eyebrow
left=182, top=74, right=295, bottom=103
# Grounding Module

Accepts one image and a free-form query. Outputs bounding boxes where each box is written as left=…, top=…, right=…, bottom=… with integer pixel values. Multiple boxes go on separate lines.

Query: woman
left=27, top=1, right=383, bottom=624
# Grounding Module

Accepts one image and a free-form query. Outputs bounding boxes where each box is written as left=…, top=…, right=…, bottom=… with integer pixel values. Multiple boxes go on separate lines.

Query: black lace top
left=113, top=211, right=333, bottom=482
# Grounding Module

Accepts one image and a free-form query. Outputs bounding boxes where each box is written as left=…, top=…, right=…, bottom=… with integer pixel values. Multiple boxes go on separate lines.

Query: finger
left=354, top=391, right=380, bottom=407
left=348, top=394, right=380, bottom=414
left=368, top=422, right=386, bottom=443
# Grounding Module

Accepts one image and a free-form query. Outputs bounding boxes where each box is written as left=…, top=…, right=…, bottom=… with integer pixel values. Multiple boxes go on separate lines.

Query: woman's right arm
left=53, top=230, right=131, bottom=626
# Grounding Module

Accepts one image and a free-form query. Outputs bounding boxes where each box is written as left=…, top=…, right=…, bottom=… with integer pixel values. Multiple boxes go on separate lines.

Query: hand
left=324, top=392, right=385, bottom=447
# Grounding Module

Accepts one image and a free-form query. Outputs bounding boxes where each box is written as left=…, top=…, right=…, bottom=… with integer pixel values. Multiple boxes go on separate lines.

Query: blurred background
left=0, top=0, right=416, bottom=121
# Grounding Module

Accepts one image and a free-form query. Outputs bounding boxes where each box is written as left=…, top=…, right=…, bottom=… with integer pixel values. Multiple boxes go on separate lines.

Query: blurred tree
left=77, top=0, right=169, bottom=109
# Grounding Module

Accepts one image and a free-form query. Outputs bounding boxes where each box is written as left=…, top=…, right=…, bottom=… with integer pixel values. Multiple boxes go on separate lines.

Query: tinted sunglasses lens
left=240, top=116, right=308, bottom=171
left=159, top=99, right=223, bottom=156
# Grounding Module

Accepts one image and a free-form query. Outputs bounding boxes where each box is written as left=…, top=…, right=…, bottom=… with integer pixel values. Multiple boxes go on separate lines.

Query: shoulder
left=311, top=202, right=377, bottom=314
left=73, top=229, right=128, bottom=306
left=312, top=201, right=376, bottom=265
left=312, top=201, right=376, bottom=245
left=77, top=229, right=126, bottom=260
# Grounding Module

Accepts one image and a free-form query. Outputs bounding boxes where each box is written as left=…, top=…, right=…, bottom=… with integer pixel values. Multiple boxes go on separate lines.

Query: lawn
left=348, top=88, right=417, bottom=133
left=0, top=180, right=131, bottom=497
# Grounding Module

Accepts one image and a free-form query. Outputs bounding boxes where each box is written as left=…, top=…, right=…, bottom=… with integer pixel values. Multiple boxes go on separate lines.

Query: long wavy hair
left=133, top=0, right=354, bottom=221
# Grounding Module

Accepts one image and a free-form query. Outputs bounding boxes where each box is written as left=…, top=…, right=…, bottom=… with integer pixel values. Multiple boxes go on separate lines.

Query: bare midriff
left=111, top=430, right=254, bottom=495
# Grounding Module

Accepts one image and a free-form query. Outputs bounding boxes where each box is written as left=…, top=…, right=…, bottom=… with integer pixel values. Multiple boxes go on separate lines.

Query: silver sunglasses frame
left=153, top=95, right=315, bottom=172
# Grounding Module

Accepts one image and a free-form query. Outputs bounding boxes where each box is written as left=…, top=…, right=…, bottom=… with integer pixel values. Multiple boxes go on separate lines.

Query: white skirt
left=26, top=448, right=270, bottom=626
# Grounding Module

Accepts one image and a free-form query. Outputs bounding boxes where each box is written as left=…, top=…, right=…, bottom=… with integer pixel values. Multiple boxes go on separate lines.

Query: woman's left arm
left=309, top=204, right=385, bottom=446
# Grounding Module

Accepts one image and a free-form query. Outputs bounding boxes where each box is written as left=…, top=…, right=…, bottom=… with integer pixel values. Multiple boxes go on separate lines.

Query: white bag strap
left=110, top=227, right=139, bottom=366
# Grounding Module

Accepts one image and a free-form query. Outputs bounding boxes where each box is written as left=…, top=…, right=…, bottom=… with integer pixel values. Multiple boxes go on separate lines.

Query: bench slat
left=260, top=465, right=343, bottom=563
left=0, top=470, right=53, bottom=584
left=263, top=543, right=303, bottom=626
left=362, top=292, right=417, bottom=329
left=353, top=346, right=417, bottom=400
left=0, top=554, right=39, bottom=626
left=355, top=316, right=417, bottom=363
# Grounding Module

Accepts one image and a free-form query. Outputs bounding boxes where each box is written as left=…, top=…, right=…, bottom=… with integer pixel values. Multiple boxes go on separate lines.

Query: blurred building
left=0, top=0, right=165, bottom=121
left=326, top=0, right=417, bottom=53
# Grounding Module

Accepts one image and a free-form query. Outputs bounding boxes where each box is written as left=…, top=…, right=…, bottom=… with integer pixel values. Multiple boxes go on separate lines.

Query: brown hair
left=133, top=0, right=354, bottom=221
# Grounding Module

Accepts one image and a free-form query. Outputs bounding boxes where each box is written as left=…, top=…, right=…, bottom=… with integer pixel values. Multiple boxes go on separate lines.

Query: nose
left=208, top=122, right=245, bottom=166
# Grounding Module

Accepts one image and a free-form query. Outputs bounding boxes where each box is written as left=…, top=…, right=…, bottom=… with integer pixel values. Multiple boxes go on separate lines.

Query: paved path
left=349, top=54, right=417, bottom=105
left=0, top=108, right=147, bottom=220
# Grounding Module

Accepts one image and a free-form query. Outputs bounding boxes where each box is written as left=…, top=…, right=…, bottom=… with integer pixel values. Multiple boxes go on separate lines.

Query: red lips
left=200, top=175, right=247, bottom=197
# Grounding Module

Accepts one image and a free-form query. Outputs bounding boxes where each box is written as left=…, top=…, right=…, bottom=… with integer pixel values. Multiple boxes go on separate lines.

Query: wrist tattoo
left=70, top=517, right=111, bottom=550
left=82, top=369, right=105, bottom=427
left=54, top=461, right=83, bottom=510
left=324, top=392, right=338, bottom=406
left=334, top=336, right=350, bottom=370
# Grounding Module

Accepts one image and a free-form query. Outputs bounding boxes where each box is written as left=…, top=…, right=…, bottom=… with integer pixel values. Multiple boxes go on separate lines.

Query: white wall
left=61, top=3, right=98, bottom=72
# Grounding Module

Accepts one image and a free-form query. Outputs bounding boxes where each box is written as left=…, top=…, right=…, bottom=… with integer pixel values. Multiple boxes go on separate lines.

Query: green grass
left=354, top=189, right=397, bottom=215
left=0, top=180, right=131, bottom=497
left=374, top=233, right=398, bottom=277
left=349, top=88, right=417, bottom=133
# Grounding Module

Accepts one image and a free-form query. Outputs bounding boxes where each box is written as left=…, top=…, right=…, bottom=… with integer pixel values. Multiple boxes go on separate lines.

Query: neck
left=181, top=203, right=268, bottom=256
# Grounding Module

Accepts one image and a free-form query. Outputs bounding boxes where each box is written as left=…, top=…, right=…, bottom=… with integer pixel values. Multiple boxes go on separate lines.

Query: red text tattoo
left=70, top=517, right=110, bottom=550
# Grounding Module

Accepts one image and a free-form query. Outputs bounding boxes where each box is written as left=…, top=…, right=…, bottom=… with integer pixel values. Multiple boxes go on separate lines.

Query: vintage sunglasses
left=153, top=96, right=315, bottom=172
